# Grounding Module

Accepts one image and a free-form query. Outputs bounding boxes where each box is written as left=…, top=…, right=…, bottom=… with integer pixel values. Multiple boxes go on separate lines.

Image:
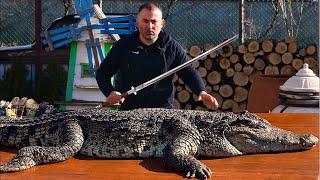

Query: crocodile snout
left=300, top=134, right=318, bottom=148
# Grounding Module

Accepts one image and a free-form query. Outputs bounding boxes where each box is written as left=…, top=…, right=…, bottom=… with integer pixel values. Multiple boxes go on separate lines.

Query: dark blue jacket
left=96, top=30, right=205, bottom=110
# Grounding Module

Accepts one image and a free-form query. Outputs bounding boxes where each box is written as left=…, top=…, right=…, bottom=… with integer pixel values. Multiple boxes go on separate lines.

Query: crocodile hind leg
left=0, top=120, right=84, bottom=172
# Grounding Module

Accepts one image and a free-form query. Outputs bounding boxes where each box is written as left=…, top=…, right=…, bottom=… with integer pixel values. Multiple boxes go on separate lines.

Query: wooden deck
left=0, top=113, right=319, bottom=180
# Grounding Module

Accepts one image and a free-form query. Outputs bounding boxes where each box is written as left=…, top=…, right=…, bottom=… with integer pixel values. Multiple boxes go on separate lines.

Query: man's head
left=136, top=2, right=164, bottom=45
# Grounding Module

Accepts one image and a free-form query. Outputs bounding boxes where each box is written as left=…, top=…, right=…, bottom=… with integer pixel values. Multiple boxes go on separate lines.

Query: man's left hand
left=197, top=91, right=219, bottom=110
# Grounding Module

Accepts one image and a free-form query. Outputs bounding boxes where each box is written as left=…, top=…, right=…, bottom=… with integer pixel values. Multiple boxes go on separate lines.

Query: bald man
left=96, top=2, right=218, bottom=110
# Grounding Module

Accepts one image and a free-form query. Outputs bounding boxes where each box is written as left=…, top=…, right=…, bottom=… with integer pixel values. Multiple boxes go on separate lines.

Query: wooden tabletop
left=0, top=113, right=319, bottom=180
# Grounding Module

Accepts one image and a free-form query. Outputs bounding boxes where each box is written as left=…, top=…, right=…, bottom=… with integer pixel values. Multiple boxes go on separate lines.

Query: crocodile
left=0, top=108, right=318, bottom=179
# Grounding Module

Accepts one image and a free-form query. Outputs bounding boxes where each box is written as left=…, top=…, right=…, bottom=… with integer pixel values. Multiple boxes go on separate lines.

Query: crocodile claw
left=184, top=160, right=212, bottom=179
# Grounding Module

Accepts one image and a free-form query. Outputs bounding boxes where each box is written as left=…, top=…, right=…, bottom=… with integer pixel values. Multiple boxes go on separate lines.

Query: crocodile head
left=223, top=114, right=318, bottom=154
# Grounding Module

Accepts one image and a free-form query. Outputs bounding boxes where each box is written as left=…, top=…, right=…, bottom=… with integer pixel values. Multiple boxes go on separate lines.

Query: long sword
left=98, top=34, right=238, bottom=108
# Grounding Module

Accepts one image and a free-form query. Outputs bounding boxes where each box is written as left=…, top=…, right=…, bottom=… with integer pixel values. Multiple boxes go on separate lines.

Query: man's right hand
left=105, top=91, right=125, bottom=105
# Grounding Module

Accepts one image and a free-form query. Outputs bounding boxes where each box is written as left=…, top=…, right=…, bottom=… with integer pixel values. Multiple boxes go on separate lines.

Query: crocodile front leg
left=163, top=137, right=212, bottom=179
left=0, top=120, right=84, bottom=172
left=162, top=118, right=212, bottom=179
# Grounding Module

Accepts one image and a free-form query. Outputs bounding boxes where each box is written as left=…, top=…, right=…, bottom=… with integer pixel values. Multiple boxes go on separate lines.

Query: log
left=304, top=57, right=317, bottom=69
left=292, top=58, right=304, bottom=70
left=262, top=40, right=273, bottom=53
left=237, top=44, right=247, bottom=54
left=275, top=42, right=287, bottom=54
left=281, top=52, right=293, bottom=64
left=288, top=42, right=298, bottom=53
left=219, top=84, right=233, bottom=98
left=176, top=85, right=183, bottom=92
left=268, top=52, right=281, bottom=65
left=204, top=58, right=213, bottom=70
left=204, top=43, right=218, bottom=59
left=219, top=58, right=230, bottom=70
left=234, top=86, right=248, bottom=102
left=197, top=67, right=207, bottom=78
left=306, top=45, right=316, bottom=55
left=184, top=103, right=192, bottom=110
left=173, top=99, right=181, bottom=109
left=219, top=45, right=233, bottom=57
left=205, top=85, right=212, bottom=93
left=264, top=65, right=279, bottom=75
left=243, top=52, right=255, bottom=64
left=185, top=86, right=192, bottom=93
left=243, top=65, right=254, bottom=75
left=232, top=102, right=247, bottom=113
left=212, top=85, right=220, bottom=92
left=230, top=54, right=239, bottom=64
left=192, top=60, right=200, bottom=69
left=253, top=50, right=264, bottom=57
left=299, top=48, right=307, bottom=57
left=312, top=66, right=319, bottom=75
left=202, top=78, right=208, bottom=86
left=254, top=58, right=265, bottom=71
left=280, top=65, right=296, bottom=76
left=233, top=72, right=249, bottom=86
left=222, top=99, right=236, bottom=111
left=207, top=71, right=221, bottom=85
left=247, top=40, right=260, bottom=53
left=249, top=70, right=263, bottom=83
left=234, top=63, right=242, bottom=72
left=189, top=45, right=202, bottom=57
left=284, top=36, right=295, bottom=44
left=226, top=68, right=235, bottom=77
left=177, top=90, right=190, bottom=103
left=195, top=106, right=207, bottom=111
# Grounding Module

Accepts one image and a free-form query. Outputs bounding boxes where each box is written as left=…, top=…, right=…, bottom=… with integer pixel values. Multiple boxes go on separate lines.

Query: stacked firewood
left=173, top=36, right=318, bottom=113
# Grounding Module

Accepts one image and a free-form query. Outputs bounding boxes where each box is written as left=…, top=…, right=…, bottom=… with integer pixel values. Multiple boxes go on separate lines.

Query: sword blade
left=126, top=34, right=239, bottom=96
left=99, top=34, right=238, bottom=108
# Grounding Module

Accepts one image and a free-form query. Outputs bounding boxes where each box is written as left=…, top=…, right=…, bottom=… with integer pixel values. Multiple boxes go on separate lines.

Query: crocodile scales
left=0, top=108, right=318, bottom=179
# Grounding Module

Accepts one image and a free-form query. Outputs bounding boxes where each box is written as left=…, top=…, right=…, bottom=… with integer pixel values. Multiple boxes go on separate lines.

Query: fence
left=0, top=0, right=318, bottom=48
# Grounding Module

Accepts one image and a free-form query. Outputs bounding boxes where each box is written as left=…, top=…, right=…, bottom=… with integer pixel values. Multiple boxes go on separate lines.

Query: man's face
left=136, top=8, right=164, bottom=44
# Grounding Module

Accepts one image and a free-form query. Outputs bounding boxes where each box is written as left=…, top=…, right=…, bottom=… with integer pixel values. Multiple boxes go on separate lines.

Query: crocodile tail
left=0, top=119, right=84, bottom=172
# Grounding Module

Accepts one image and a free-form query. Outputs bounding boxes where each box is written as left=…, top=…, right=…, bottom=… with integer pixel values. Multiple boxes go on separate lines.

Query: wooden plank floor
left=0, top=113, right=319, bottom=180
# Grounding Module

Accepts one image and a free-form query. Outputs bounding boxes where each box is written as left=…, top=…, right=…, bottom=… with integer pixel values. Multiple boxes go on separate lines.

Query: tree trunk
left=288, top=42, right=298, bottom=53
left=247, top=40, right=259, bottom=53
left=177, top=90, right=190, bottom=103
left=268, top=52, right=281, bottom=65
left=226, top=68, right=235, bottom=77
left=237, top=44, right=247, bottom=54
left=234, top=86, right=248, bottom=102
left=262, top=40, right=273, bottom=53
left=219, top=84, right=233, bottom=98
left=306, top=45, right=316, bottom=55
left=243, top=52, right=255, bottom=64
left=292, top=58, right=304, bottom=70
left=243, top=65, right=254, bottom=75
left=281, top=52, right=293, bottom=64
left=275, top=42, right=287, bottom=54
left=230, top=54, right=239, bottom=64
left=219, top=58, right=231, bottom=70
left=264, top=65, right=279, bottom=75
left=204, top=58, right=213, bottom=70
left=280, top=65, right=296, bottom=76
left=254, top=58, right=265, bottom=71
left=189, top=45, right=202, bottom=57
left=233, top=72, right=249, bottom=86
left=207, top=71, right=221, bottom=85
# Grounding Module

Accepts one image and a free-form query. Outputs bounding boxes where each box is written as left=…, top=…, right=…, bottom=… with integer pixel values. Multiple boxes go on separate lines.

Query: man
left=96, top=2, right=218, bottom=110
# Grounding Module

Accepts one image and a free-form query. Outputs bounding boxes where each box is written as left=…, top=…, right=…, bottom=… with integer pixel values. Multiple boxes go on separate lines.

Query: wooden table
left=0, top=113, right=319, bottom=180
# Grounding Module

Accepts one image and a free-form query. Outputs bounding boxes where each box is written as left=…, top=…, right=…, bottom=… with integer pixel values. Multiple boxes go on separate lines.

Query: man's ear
left=161, top=19, right=166, bottom=28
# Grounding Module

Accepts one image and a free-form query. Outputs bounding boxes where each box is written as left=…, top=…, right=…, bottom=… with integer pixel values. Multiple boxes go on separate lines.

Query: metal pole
left=35, top=0, right=42, bottom=88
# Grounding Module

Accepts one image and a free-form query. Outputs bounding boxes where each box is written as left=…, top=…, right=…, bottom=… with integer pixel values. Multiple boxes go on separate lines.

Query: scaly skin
left=0, top=108, right=318, bottom=179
